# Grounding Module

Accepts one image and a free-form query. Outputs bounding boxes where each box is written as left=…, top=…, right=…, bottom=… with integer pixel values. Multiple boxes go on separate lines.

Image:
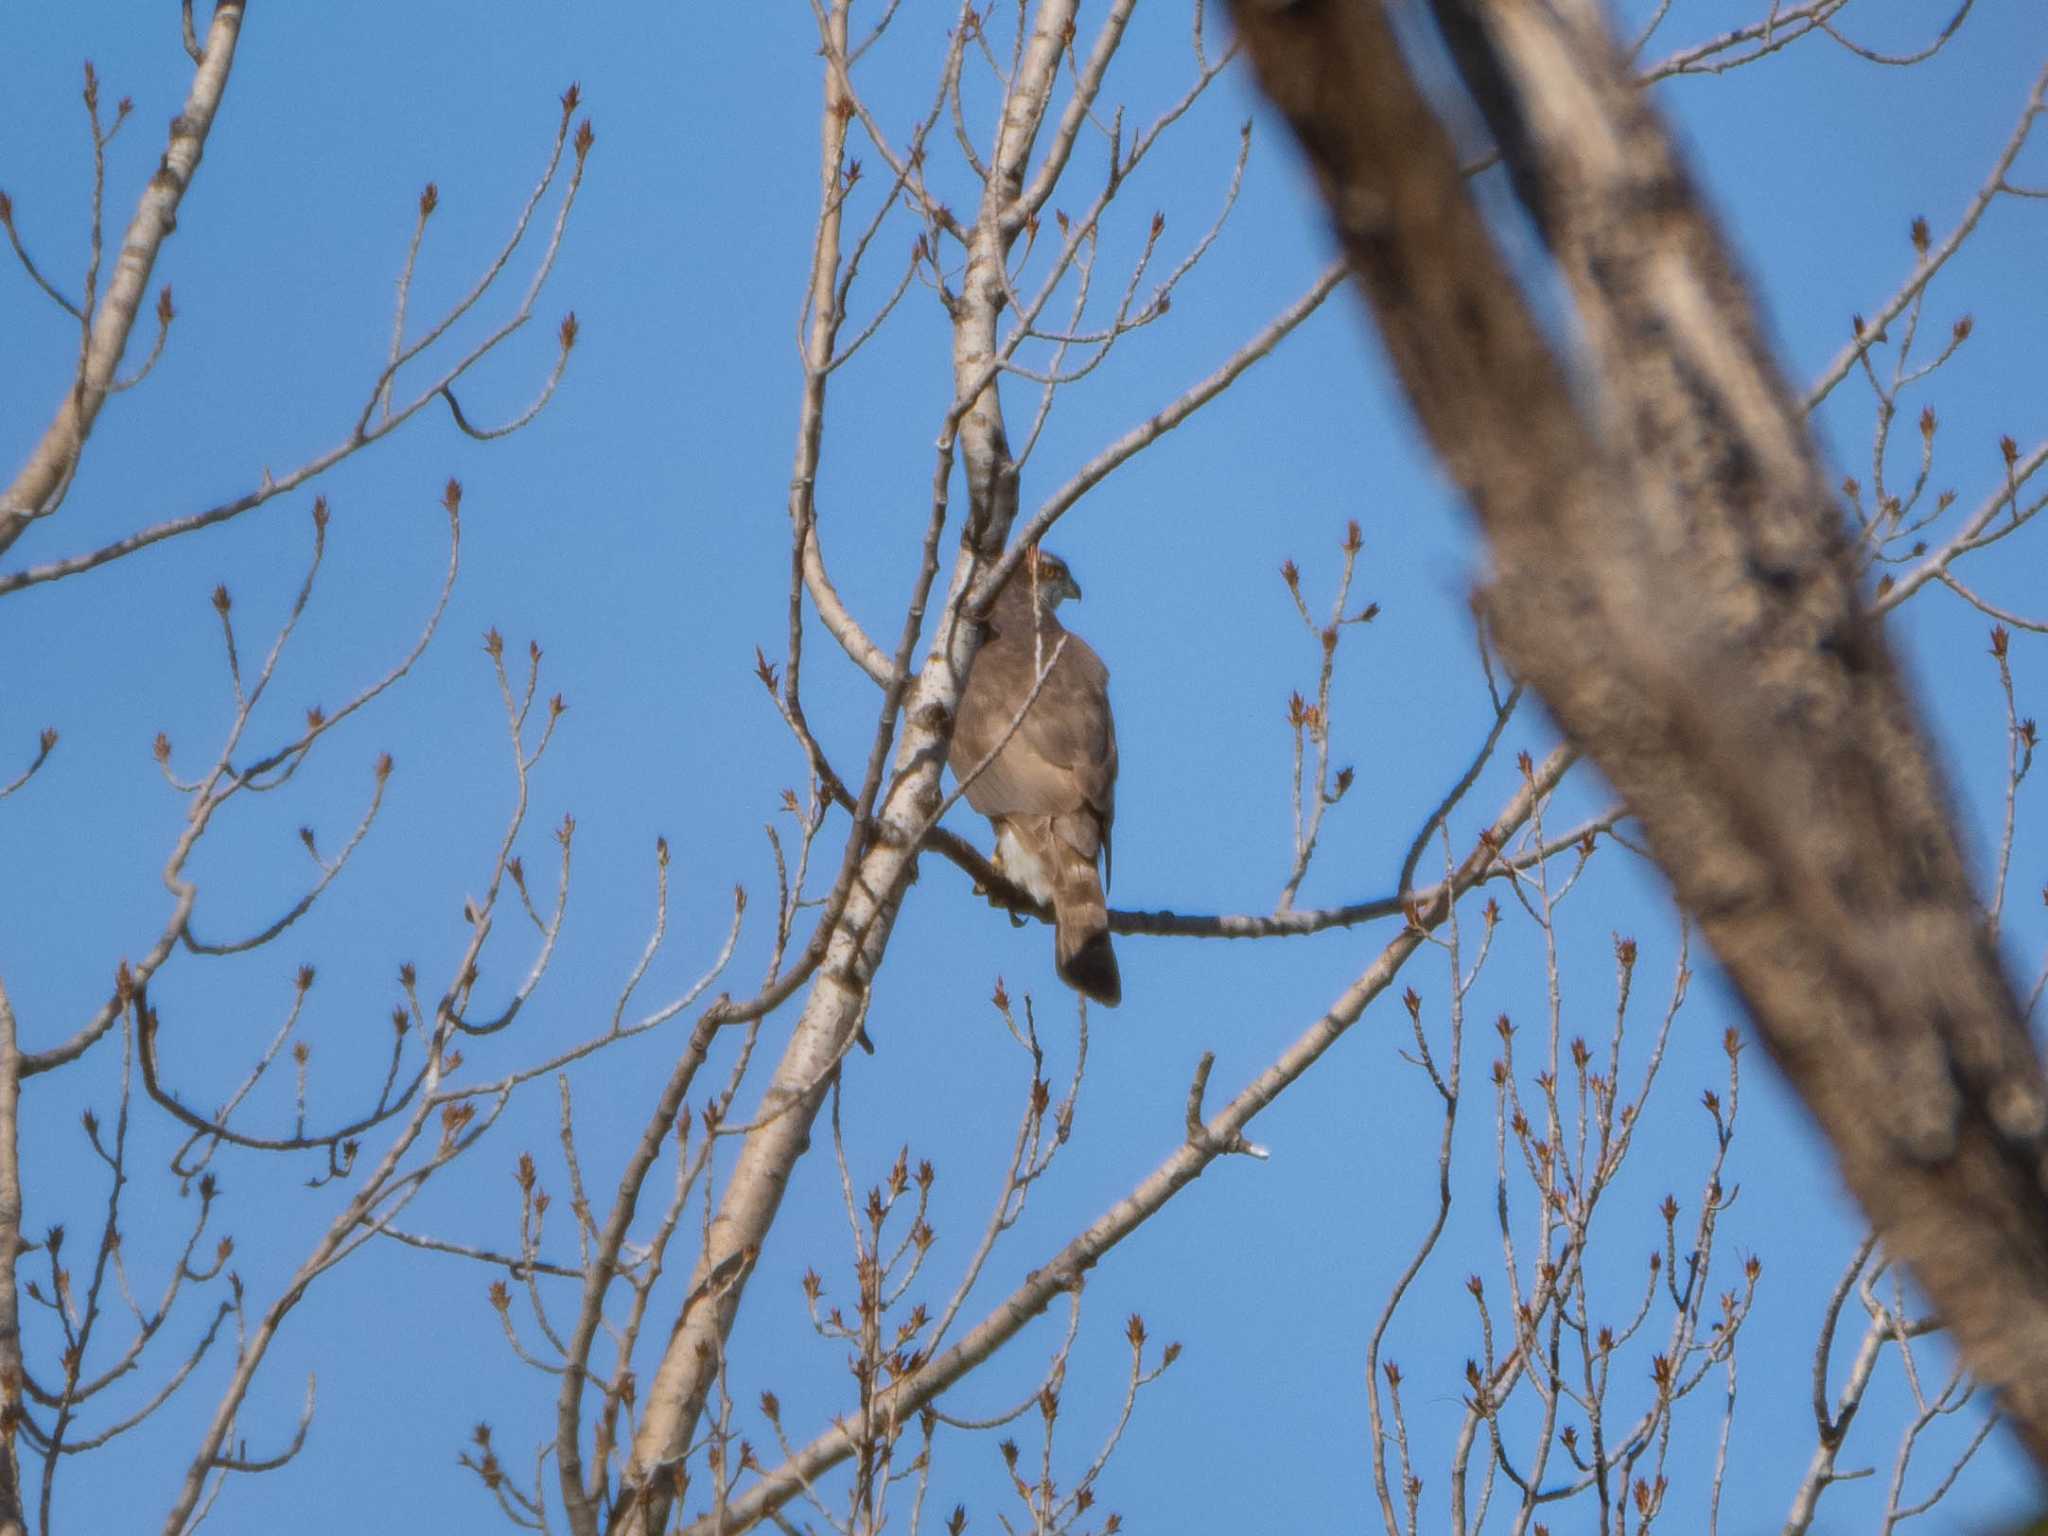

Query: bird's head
left=1021, top=545, right=1083, bottom=610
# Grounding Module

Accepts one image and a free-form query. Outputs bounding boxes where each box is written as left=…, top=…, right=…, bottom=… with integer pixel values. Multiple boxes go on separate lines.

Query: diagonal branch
left=0, top=2, right=245, bottom=548
left=1227, top=0, right=2048, bottom=1465
left=686, top=748, right=1576, bottom=1536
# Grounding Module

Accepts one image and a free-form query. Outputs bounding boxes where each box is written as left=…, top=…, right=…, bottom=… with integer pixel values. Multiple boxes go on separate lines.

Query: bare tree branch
left=1227, top=0, right=2048, bottom=1465
left=0, top=3, right=245, bottom=547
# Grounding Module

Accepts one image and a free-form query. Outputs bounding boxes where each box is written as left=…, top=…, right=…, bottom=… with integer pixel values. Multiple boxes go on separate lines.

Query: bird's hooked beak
left=1059, top=571, right=1083, bottom=604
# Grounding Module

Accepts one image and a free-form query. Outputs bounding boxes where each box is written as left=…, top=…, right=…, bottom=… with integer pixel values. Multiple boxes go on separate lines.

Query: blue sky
left=2, top=2, right=2044, bottom=1532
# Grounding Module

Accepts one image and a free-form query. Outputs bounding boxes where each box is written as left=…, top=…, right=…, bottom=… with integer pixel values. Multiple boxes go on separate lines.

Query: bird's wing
left=952, top=627, right=1117, bottom=864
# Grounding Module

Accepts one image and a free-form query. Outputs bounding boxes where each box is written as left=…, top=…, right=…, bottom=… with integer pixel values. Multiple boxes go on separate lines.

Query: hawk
left=949, top=548, right=1121, bottom=1007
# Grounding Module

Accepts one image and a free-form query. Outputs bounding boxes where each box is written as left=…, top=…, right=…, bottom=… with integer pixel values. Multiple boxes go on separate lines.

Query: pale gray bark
left=0, top=2, right=245, bottom=551
left=1230, top=0, right=2048, bottom=1466
left=602, top=6, right=1085, bottom=1531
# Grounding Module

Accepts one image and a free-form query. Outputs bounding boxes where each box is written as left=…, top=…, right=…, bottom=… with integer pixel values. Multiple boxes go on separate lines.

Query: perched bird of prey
left=949, top=547, right=1121, bottom=1007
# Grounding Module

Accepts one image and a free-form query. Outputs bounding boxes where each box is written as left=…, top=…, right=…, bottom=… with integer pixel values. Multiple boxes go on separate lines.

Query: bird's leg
left=988, top=845, right=1029, bottom=926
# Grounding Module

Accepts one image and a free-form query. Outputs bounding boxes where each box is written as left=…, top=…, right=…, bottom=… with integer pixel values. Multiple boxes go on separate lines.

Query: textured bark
left=1229, top=0, right=2048, bottom=1464
left=0, top=1, right=245, bottom=551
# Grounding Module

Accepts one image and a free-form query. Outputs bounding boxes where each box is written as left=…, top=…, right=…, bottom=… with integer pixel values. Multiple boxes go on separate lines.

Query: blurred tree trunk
left=1228, top=0, right=2048, bottom=1464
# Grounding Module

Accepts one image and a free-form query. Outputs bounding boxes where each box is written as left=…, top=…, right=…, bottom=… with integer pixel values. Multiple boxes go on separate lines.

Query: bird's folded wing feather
left=954, top=630, right=1116, bottom=872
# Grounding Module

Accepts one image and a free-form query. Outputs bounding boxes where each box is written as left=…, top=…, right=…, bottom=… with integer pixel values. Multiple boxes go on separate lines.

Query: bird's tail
left=1054, top=858, right=1121, bottom=1007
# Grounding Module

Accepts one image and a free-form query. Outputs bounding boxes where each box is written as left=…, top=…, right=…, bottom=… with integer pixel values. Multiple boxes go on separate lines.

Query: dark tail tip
left=1058, top=929, right=1121, bottom=1008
